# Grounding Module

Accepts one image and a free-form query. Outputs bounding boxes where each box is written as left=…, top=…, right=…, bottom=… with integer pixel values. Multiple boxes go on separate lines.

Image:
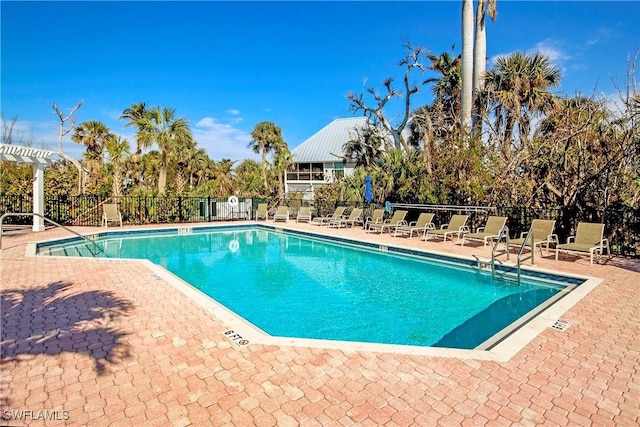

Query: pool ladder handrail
left=515, top=226, right=536, bottom=285
left=0, top=212, right=97, bottom=252
left=490, top=225, right=523, bottom=285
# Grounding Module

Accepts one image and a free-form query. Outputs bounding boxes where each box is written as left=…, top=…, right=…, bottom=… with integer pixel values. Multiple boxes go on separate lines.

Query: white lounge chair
left=255, top=203, right=268, bottom=221
left=273, top=206, right=289, bottom=223
left=102, top=204, right=122, bottom=227
left=296, top=206, right=312, bottom=223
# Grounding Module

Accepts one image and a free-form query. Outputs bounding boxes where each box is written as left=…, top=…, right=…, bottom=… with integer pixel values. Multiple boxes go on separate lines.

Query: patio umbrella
left=364, top=175, right=373, bottom=202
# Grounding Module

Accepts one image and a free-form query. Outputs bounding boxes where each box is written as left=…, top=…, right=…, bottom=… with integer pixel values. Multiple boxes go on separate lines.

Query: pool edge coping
left=26, top=222, right=604, bottom=361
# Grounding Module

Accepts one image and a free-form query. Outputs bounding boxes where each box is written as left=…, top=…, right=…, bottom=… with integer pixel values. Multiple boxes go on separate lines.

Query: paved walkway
left=1, top=222, right=638, bottom=426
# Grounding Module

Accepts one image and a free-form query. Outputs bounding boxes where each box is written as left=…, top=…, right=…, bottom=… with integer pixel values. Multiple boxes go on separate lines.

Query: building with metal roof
left=285, top=117, right=367, bottom=199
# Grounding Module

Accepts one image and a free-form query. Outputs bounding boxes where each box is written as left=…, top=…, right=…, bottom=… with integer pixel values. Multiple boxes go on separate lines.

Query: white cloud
left=193, top=117, right=259, bottom=162
left=226, top=109, right=240, bottom=115
left=4, top=116, right=259, bottom=164
left=528, top=40, right=570, bottom=64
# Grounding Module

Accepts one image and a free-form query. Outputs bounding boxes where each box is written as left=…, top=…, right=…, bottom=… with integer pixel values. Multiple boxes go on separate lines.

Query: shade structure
left=364, top=175, right=373, bottom=202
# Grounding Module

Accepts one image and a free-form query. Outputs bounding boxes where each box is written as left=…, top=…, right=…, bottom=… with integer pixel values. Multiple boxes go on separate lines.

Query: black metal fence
left=321, top=201, right=640, bottom=258
left=0, top=195, right=262, bottom=227
left=2, top=194, right=638, bottom=257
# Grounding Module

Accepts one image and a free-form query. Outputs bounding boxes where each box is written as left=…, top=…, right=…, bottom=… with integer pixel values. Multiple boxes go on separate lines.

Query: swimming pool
left=36, top=225, right=590, bottom=352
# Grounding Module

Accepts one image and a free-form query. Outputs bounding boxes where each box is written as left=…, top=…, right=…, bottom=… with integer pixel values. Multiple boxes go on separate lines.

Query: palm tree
left=212, top=159, right=236, bottom=196
left=119, top=102, right=148, bottom=154
left=271, top=145, right=293, bottom=203
left=484, top=51, right=562, bottom=160
left=168, top=138, right=197, bottom=195
left=461, top=0, right=474, bottom=133
left=104, top=135, right=130, bottom=198
left=342, top=124, right=386, bottom=170
left=186, top=148, right=210, bottom=190
left=248, top=121, right=285, bottom=192
left=137, top=107, right=192, bottom=195
left=235, top=159, right=263, bottom=197
left=71, top=120, right=112, bottom=192
left=472, top=0, right=497, bottom=133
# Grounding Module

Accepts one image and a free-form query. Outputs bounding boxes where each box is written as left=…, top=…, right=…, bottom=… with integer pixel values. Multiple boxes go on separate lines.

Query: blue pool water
left=40, top=226, right=578, bottom=349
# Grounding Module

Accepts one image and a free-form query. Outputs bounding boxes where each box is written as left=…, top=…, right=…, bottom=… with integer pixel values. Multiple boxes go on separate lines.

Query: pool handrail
left=0, top=212, right=97, bottom=252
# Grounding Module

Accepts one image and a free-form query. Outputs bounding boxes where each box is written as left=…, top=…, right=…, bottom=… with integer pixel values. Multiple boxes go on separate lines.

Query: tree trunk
left=158, top=166, right=167, bottom=195
left=461, top=0, right=474, bottom=134
left=472, top=0, right=487, bottom=135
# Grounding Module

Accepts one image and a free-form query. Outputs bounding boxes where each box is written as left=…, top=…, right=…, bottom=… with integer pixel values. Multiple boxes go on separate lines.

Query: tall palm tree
left=484, top=51, right=562, bottom=160
left=71, top=120, right=112, bottom=192
left=473, top=0, right=497, bottom=96
left=271, top=145, right=293, bottom=203
left=168, top=137, right=197, bottom=195
left=248, top=121, right=285, bottom=192
left=137, top=107, right=192, bottom=195
left=186, top=147, right=210, bottom=190
left=104, top=135, right=130, bottom=198
left=342, top=124, right=386, bottom=169
left=472, top=0, right=497, bottom=132
left=212, top=158, right=236, bottom=196
left=119, top=102, right=148, bottom=154
left=461, top=0, right=474, bottom=133
left=235, top=159, right=263, bottom=197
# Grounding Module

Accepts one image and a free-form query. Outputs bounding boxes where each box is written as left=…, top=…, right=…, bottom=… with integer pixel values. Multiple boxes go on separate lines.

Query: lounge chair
left=102, top=203, right=122, bottom=227
left=296, top=206, right=312, bottom=223
left=555, top=222, right=609, bottom=265
left=509, top=219, right=558, bottom=256
left=255, top=203, right=268, bottom=221
left=425, top=214, right=469, bottom=243
left=273, top=206, right=289, bottom=223
left=328, top=208, right=363, bottom=228
left=312, top=206, right=346, bottom=226
left=367, top=210, right=408, bottom=234
left=462, top=216, right=508, bottom=246
left=393, top=212, right=435, bottom=238
left=365, top=209, right=385, bottom=230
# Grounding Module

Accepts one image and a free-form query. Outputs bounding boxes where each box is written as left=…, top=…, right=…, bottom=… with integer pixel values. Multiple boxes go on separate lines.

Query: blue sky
left=2, top=1, right=639, bottom=162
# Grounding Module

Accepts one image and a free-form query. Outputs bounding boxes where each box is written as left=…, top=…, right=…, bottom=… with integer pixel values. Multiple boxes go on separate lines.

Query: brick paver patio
left=1, top=222, right=638, bottom=426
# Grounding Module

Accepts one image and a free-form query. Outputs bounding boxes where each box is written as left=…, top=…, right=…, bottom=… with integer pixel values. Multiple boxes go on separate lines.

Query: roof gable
left=291, top=117, right=368, bottom=163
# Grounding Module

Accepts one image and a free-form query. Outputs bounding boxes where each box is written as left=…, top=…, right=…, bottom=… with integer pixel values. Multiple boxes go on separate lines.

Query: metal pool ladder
left=480, top=225, right=521, bottom=286
left=0, top=212, right=97, bottom=253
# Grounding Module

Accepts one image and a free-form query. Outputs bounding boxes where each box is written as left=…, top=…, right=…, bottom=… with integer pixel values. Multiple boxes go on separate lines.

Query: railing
left=516, top=227, right=536, bottom=286
left=1, top=195, right=638, bottom=257
left=0, top=212, right=97, bottom=252
left=491, top=225, right=511, bottom=280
